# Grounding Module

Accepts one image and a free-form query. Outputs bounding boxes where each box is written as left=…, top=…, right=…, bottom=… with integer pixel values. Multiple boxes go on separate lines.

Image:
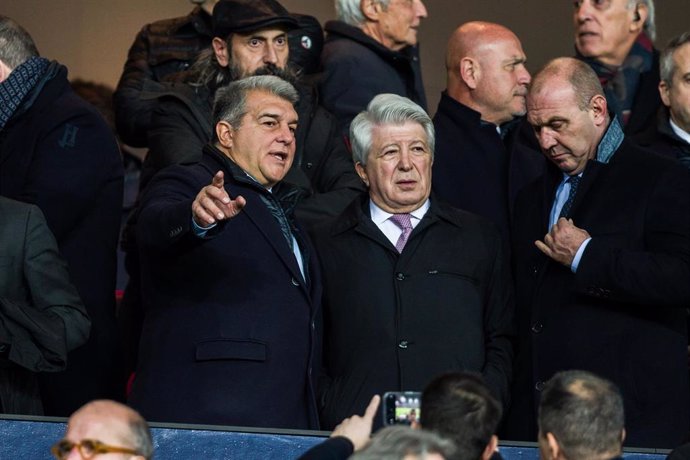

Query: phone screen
left=383, top=391, right=421, bottom=425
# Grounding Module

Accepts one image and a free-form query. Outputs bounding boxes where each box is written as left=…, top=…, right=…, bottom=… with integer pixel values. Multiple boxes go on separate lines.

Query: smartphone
left=382, top=391, right=422, bottom=426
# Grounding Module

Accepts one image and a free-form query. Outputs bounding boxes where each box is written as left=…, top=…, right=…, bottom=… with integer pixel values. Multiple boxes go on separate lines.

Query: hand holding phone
left=382, top=391, right=421, bottom=426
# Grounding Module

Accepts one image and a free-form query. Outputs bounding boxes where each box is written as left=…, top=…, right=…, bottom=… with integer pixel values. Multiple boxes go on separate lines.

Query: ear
left=659, top=80, right=671, bottom=107
left=215, top=120, right=234, bottom=149
left=212, top=37, right=230, bottom=68
left=480, top=435, right=499, bottom=460
left=361, top=0, right=383, bottom=21
left=630, top=3, right=648, bottom=34
left=460, top=57, right=480, bottom=90
left=355, top=162, right=370, bottom=187
left=621, top=428, right=626, bottom=445
left=589, top=94, right=608, bottom=127
left=545, top=432, right=561, bottom=460
left=0, top=59, right=12, bottom=84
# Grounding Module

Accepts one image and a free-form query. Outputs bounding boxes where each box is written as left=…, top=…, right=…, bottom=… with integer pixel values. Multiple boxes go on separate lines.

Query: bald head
left=63, top=400, right=153, bottom=459
left=530, top=57, right=605, bottom=111
left=527, top=57, right=609, bottom=176
left=445, top=22, right=530, bottom=126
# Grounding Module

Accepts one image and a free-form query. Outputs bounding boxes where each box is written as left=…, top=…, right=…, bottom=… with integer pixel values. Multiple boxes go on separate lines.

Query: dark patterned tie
left=559, top=176, right=581, bottom=219
left=390, top=214, right=413, bottom=253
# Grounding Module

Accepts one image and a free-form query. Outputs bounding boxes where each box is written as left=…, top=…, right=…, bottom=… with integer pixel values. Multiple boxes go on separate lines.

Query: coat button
left=0, top=343, right=8, bottom=354
left=531, top=322, right=543, bottom=333
left=532, top=266, right=539, bottom=276
left=396, top=272, right=405, bottom=281
left=398, top=340, right=409, bottom=349
left=291, top=277, right=300, bottom=286
left=311, top=321, right=315, bottom=331
left=535, top=380, right=545, bottom=392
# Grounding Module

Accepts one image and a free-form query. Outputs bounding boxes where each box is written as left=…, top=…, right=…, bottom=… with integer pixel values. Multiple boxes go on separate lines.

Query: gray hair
left=660, top=31, right=690, bottom=84
left=538, top=370, right=624, bottom=460
left=628, top=0, right=655, bottom=42
left=213, top=75, right=299, bottom=131
left=350, top=93, right=435, bottom=166
left=0, top=15, right=39, bottom=69
left=335, top=0, right=391, bottom=27
left=129, top=414, right=154, bottom=460
left=350, top=426, right=455, bottom=460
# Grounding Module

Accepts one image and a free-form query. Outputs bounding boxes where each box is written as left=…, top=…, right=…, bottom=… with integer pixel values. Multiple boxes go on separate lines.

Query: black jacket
left=0, top=198, right=90, bottom=415
left=508, top=138, right=690, bottom=448
left=432, top=92, right=544, bottom=245
left=130, top=145, right=322, bottom=429
left=114, top=6, right=213, bottom=147
left=633, top=108, right=690, bottom=169
left=320, top=20, right=427, bottom=134
left=310, top=195, right=514, bottom=429
left=0, top=61, right=124, bottom=415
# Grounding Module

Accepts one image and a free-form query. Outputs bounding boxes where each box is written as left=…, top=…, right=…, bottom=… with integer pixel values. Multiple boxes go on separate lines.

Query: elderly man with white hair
left=319, top=0, right=429, bottom=134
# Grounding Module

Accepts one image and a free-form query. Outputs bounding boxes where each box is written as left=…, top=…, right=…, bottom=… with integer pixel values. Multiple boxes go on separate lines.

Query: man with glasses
left=51, top=400, right=153, bottom=460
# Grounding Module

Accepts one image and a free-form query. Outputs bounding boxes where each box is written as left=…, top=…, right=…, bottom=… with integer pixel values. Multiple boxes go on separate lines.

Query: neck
left=359, top=23, right=404, bottom=51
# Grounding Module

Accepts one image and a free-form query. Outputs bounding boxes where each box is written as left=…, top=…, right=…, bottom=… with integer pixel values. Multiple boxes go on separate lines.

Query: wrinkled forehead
left=371, top=121, right=429, bottom=145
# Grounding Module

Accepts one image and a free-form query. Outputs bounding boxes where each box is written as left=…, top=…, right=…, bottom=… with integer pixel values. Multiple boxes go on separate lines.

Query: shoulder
left=434, top=200, right=498, bottom=233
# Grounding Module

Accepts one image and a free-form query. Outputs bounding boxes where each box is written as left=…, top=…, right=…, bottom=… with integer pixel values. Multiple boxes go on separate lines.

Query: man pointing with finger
left=507, top=57, right=690, bottom=447
left=129, top=75, right=322, bottom=430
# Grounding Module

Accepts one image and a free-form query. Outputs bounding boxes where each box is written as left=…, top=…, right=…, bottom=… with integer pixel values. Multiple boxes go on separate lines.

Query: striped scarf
left=578, top=33, right=654, bottom=127
left=0, top=56, right=50, bottom=130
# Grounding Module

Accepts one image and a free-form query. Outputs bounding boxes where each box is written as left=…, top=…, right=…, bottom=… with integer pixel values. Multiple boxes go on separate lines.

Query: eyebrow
left=259, top=112, right=298, bottom=124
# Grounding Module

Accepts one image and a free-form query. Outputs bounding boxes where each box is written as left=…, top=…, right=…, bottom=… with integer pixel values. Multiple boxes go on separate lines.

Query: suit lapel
left=237, top=188, right=308, bottom=292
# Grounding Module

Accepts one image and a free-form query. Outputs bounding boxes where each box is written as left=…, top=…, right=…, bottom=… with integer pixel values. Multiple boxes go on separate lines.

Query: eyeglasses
left=51, top=438, right=141, bottom=459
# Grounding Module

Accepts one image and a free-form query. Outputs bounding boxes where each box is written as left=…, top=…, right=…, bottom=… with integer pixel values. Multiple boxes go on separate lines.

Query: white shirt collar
left=369, top=198, right=431, bottom=225
left=670, top=118, right=690, bottom=145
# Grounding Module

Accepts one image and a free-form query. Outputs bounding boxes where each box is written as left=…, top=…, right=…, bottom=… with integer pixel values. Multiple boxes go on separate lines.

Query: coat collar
left=329, top=193, right=464, bottom=247
left=324, top=20, right=417, bottom=62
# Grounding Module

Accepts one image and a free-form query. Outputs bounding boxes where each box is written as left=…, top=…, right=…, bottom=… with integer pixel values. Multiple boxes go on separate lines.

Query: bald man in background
left=51, top=400, right=153, bottom=460
left=432, top=21, right=543, bottom=245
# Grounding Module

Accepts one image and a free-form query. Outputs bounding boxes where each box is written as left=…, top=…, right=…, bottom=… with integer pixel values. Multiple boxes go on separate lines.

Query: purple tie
left=390, top=213, right=413, bottom=253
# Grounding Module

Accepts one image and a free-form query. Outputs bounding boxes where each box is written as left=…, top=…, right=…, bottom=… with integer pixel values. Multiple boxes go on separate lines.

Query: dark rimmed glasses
left=51, top=438, right=141, bottom=459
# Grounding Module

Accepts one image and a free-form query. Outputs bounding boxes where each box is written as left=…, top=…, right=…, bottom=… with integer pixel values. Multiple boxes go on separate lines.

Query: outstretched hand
left=331, top=394, right=381, bottom=451
left=192, top=171, right=246, bottom=226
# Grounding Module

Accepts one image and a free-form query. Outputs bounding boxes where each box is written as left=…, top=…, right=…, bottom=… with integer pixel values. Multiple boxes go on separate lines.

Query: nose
left=537, top=129, right=557, bottom=152
left=277, top=123, right=294, bottom=145
left=397, top=150, right=413, bottom=170
left=263, top=43, right=278, bottom=64
left=518, top=66, right=531, bottom=85
left=415, top=0, right=428, bottom=19
left=64, top=446, right=81, bottom=460
left=574, top=0, right=593, bottom=22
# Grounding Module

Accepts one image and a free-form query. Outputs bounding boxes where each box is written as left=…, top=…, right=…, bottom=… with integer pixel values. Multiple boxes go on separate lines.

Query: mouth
left=577, top=31, right=598, bottom=40
left=270, top=151, right=289, bottom=163
left=396, top=179, right=418, bottom=189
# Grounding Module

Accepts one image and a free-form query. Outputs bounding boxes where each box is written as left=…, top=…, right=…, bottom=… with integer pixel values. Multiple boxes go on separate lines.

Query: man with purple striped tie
left=309, top=93, right=515, bottom=430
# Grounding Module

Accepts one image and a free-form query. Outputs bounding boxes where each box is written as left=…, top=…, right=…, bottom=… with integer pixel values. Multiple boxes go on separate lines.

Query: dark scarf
left=578, top=33, right=654, bottom=127
left=0, top=56, right=50, bottom=130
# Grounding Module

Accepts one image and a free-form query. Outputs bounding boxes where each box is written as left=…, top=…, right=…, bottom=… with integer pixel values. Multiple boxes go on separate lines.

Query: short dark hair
left=0, top=15, right=39, bottom=69
left=538, top=370, right=624, bottom=460
left=421, top=372, right=501, bottom=460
